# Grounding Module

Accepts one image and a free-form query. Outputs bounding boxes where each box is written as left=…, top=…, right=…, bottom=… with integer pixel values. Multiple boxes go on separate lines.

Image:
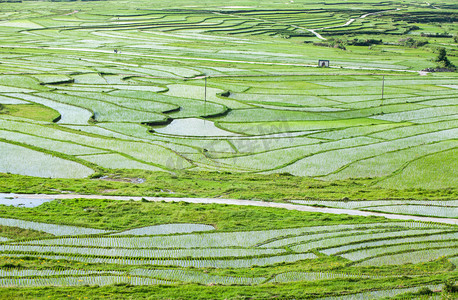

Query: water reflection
left=153, top=118, right=239, bottom=137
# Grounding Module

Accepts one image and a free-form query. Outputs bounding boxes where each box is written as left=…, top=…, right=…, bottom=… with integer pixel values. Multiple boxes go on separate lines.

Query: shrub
left=443, top=279, right=458, bottom=293
left=417, top=287, right=433, bottom=295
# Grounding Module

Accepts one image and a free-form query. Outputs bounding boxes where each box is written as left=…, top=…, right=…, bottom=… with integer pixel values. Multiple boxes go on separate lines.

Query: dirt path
left=64, top=10, right=79, bottom=16
left=426, top=2, right=440, bottom=10
left=7, top=193, right=458, bottom=225
left=307, top=8, right=401, bottom=40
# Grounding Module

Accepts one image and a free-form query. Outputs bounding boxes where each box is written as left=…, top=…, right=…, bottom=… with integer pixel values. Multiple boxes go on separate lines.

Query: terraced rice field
left=0, top=215, right=456, bottom=290
left=0, top=0, right=457, bottom=298
left=0, top=0, right=455, bottom=190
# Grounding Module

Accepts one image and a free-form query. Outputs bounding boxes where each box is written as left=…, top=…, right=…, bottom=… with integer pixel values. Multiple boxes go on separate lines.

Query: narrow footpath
left=7, top=193, right=458, bottom=225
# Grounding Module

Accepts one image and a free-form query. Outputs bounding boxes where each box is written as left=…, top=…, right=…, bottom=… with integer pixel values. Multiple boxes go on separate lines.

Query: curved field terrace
left=0, top=0, right=456, bottom=299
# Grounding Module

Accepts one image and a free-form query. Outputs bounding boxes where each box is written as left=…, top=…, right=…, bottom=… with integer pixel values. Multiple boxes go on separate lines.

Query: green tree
left=436, top=48, right=455, bottom=69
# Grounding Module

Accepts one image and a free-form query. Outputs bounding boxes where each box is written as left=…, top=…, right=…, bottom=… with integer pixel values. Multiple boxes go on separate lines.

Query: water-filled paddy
left=153, top=118, right=240, bottom=137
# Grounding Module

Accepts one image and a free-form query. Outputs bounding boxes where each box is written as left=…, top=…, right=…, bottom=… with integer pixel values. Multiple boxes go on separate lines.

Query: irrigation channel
left=4, top=194, right=458, bottom=225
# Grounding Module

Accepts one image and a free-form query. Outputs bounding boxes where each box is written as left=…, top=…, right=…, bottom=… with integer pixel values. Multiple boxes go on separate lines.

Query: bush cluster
left=398, top=37, right=428, bottom=48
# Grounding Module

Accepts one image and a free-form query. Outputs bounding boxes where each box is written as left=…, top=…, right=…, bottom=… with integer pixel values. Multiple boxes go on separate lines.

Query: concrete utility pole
left=204, top=76, right=207, bottom=103
left=204, top=76, right=207, bottom=119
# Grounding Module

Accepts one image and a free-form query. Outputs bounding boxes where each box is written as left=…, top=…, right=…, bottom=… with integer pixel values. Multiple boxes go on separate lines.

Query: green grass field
left=0, top=0, right=457, bottom=298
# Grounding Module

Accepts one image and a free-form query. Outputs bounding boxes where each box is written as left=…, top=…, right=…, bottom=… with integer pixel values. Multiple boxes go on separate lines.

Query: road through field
left=5, top=193, right=458, bottom=225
